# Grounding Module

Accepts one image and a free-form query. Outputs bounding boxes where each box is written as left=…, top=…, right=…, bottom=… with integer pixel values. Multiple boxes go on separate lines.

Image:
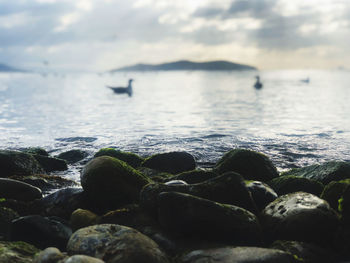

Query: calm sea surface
left=0, top=70, right=349, bottom=181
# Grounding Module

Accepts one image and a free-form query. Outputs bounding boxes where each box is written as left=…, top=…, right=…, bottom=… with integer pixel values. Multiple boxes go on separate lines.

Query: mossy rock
left=70, top=208, right=100, bottom=231
left=21, top=147, right=49, bottom=156
left=267, top=175, right=324, bottom=196
left=167, top=169, right=219, bottom=184
left=321, top=179, right=350, bottom=211
left=0, top=178, right=42, bottom=201
left=0, top=241, right=40, bottom=263
left=31, top=154, right=67, bottom=173
left=0, top=150, right=44, bottom=178
left=56, top=149, right=89, bottom=164
left=282, top=161, right=350, bottom=185
left=81, top=156, right=151, bottom=211
left=137, top=167, right=172, bottom=181
left=246, top=181, right=278, bottom=211
left=214, top=148, right=278, bottom=182
left=0, top=207, right=19, bottom=240
left=94, top=148, right=144, bottom=168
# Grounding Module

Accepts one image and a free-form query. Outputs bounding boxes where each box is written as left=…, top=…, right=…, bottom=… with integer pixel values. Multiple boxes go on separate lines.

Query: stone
left=137, top=167, right=171, bottom=181
left=81, top=156, right=151, bottom=211
left=0, top=150, right=44, bottom=177
left=246, top=180, right=278, bottom=211
left=179, top=246, right=295, bottom=263
left=11, top=215, right=72, bottom=250
left=67, top=224, right=170, bottom=263
left=321, top=179, right=350, bottom=211
left=339, top=185, right=350, bottom=220
left=94, top=148, right=144, bottom=168
left=267, top=175, right=324, bottom=196
left=142, top=151, right=195, bottom=174
left=34, top=247, right=66, bottom=263
left=70, top=209, right=100, bottom=231
left=214, top=148, right=279, bottom=182
left=167, top=169, right=219, bottom=184
left=31, top=154, right=68, bottom=173
left=158, top=192, right=262, bottom=245
left=64, top=255, right=105, bottom=263
left=0, top=207, right=19, bottom=240
left=0, top=178, right=42, bottom=201
left=282, top=161, right=350, bottom=185
left=140, top=172, right=257, bottom=216
left=260, top=192, right=340, bottom=245
left=22, top=147, right=49, bottom=156
left=0, top=241, right=40, bottom=263
left=57, top=149, right=89, bottom=164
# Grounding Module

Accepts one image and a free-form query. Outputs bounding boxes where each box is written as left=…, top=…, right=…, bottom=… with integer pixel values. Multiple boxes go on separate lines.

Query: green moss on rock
left=321, top=179, right=350, bottom=211
left=0, top=241, right=40, bottom=263
left=94, top=148, right=144, bottom=168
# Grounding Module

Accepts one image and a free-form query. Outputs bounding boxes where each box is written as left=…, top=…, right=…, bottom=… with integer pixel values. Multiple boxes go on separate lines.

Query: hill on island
left=110, top=60, right=257, bottom=72
left=0, top=63, right=25, bottom=72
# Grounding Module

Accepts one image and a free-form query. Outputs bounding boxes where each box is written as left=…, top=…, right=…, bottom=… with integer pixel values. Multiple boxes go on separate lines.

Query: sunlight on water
left=0, top=70, right=349, bottom=178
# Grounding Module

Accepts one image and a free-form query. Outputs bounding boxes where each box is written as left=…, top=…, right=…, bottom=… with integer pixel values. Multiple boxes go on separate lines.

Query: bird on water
left=107, top=79, right=133, bottom=97
left=254, top=76, right=263, bottom=89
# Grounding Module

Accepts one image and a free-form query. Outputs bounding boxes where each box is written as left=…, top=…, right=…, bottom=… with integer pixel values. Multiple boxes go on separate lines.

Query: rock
left=179, top=246, right=296, bottom=263
left=11, top=215, right=72, bottom=250
left=57, top=149, right=89, bottom=164
left=167, top=169, right=219, bottom=184
left=0, top=207, right=19, bottom=240
left=164, top=179, right=187, bottom=185
left=246, top=180, right=278, bottom=211
left=137, top=167, right=171, bottom=181
left=0, top=178, right=42, bottom=201
left=64, top=255, right=105, bottom=263
left=34, top=247, right=66, bottom=263
left=94, top=148, right=144, bottom=168
left=158, top=192, right=262, bottom=245
left=260, top=192, right=340, bottom=245
left=282, top=161, right=350, bottom=185
left=67, top=224, right=170, bottom=263
left=34, top=188, right=89, bottom=220
left=142, top=151, right=195, bottom=174
left=81, top=156, right=151, bottom=211
left=339, top=185, right=350, bottom=221
left=0, top=241, right=40, bottom=263
left=0, top=150, right=44, bottom=177
left=140, top=172, right=257, bottom=216
left=70, top=209, right=100, bottom=232
left=214, top=148, right=279, bottom=182
left=271, top=240, right=338, bottom=263
left=22, top=147, right=49, bottom=156
left=32, top=154, right=68, bottom=173
left=267, top=175, right=324, bottom=196
left=321, top=179, right=350, bottom=211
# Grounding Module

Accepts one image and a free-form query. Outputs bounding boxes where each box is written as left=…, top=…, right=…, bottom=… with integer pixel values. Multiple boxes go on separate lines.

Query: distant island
left=0, top=63, right=25, bottom=73
left=110, top=60, right=257, bottom=72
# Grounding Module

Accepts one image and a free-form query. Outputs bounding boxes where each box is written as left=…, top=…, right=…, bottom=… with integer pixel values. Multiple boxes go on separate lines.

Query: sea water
left=0, top=70, right=349, bottom=181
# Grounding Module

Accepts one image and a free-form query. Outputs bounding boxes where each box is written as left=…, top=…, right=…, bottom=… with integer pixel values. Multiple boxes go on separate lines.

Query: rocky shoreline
left=1, top=147, right=350, bottom=262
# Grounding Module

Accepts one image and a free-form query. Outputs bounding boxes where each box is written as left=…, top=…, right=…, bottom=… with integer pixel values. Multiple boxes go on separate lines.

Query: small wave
left=55, top=137, right=97, bottom=143
left=201, top=134, right=229, bottom=139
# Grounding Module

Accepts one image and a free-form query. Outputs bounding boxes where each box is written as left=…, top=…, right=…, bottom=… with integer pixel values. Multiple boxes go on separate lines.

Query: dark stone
left=140, top=172, right=257, bottom=216
left=158, top=192, right=262, bottom=245
left=282, top=161, right=350, bottom=185
left=0, top=178, right=42, bottom=201
left=0, top=150, right=44, bottom=178
left=11, top=215, right=72, bottom=250
left=0, top=241, right=40, bottom=263
left=33, top=247, right=67, bottom=263
left=179, top=246, right=296, bottom=263
left=142, top=151, right=196, bottom=174
left=339, top=185, right=350, bottom=221
left=0, top=207, right=19, bottom=240
left=22, top=147, right=49, bottom=156
left=246, top=180, right=278, bottom=211
left=81, top=156, right=151, bottom=211
left=260, top=192, right=340, bottom=245
left=321, top=179, right=350, bottom=211
left=267, top=175, right=324, bottom=196
left=67, top=224, right=170, bottom=263
left=70, top=209, right=100, bottom=232
left=166, top=169, right=219, bottom=184
left=214, top=148, right=279, bottom=182
left=94, top=148, right=144, bottom=168
left=32, top=154, right=67, bottom=173
left=137, top=167, right=172, bottom=181
left=56, top=149, right=89, bottom=164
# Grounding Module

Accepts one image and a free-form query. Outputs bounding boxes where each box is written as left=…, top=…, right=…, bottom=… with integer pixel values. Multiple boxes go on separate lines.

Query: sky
left=0, top=0, right=349, bottom=72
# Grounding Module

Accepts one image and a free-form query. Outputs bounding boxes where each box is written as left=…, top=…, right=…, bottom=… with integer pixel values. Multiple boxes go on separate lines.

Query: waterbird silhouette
left=254, top=76, right=263, bottom=89
left=106, top=79, right=133, bottom=97
left=300, top=77, right=310, bottom=84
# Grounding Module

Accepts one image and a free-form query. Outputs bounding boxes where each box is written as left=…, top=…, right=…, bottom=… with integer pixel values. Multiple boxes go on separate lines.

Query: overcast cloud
left=0, top=0, right=349, bottom=71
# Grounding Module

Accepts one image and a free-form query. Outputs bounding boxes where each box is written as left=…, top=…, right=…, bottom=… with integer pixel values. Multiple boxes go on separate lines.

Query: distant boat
left=300, top=77, right=310, bottom=83
left=107, top=79, right=133, bottom=97
left=254, top=76, right=263, bottom=89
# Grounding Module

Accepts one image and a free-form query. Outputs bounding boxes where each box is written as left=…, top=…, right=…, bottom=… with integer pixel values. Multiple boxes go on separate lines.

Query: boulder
left=246, top=180, right=278, bottom=211
left=282, top=161, right=350, bottom=185
left=267, top=175, right=324, bottom=196
left=339, top=185, right=350, bottom=221
left=0, top=241, right=40, bottom=263
left=214, top=148, right=278, bottom=181
left=0, top=150, right=44, bottom=177
left=81, top=156, right=151, bottom=211
left=57, top=149, right=89, bottom=164
left=22, top=147, right=49, bottom=156
left=67, top=224, right=169, bottom=263
left=10, top=215, right=72, bottom=250
left=179, top=246, right=295, bottom=263
left=70, top=209, right=100, bottom=231
left=0, top=178, right=42, bottom=201
left=64, top=255, right=105, bottom=263
left=31, top=154, right=68, bottom=173
left=34, top=247, right=66, bottom=263
left=0, top=207, right=19, bottom=240
left=142, top=151, right=195, bottom=174
left=321, top=179, right=350, bottom=211
left=261, top=192, right=340, bottom=245
left=158, top=192, right=262, bottom=245
left=137, top=167, right=171, bottom=181
left=166, top=169, right=218, bottom=184
left=140, top=172, right=257, bottom=216
left=94, top=148, right=144, bottom=168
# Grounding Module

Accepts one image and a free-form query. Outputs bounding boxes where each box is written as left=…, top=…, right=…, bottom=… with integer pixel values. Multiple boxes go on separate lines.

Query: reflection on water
left=0, top=70, right=349, bottom=176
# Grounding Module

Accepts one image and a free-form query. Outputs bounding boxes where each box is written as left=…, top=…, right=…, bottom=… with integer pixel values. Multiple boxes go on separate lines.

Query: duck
left=254, top=76, right=263, bottom=89
left=107, top=79, right=133, bottom=97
